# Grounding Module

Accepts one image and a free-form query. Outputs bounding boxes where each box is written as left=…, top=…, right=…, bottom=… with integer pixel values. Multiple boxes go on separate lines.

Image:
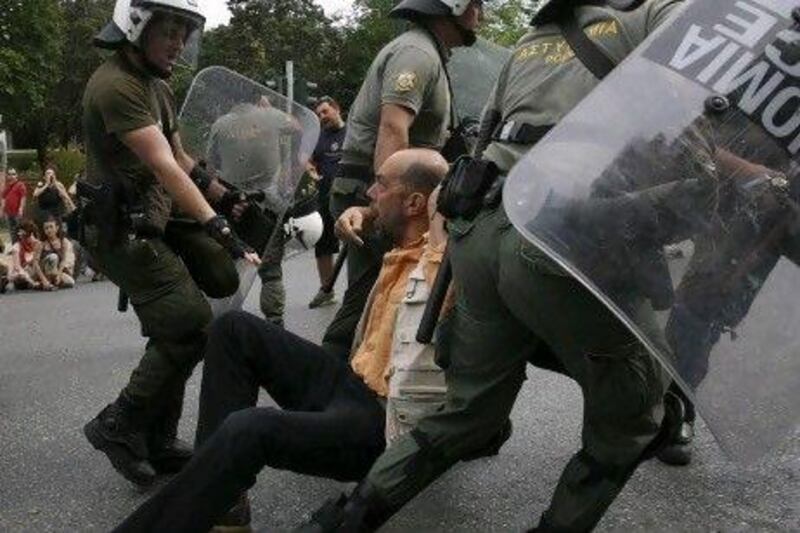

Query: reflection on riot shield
left=504, top=0, right=800, bottom=460
left=180, top=67, right=320, bottom=314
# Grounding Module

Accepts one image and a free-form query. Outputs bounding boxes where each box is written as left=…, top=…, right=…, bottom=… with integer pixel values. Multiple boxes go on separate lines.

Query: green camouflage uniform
left=360, top=2, right=682, bottom=531
left=323, top=25, right=452, bottom=357
left=81, top=52, right=238, bottom=442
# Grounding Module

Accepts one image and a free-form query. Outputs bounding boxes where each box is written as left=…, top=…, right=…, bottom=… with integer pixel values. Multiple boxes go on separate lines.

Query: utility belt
left=437, top=156, right=506, bottom=221
left=337, top=163, right=373, bottom=184
left=68, top=180, right=161, bottom=248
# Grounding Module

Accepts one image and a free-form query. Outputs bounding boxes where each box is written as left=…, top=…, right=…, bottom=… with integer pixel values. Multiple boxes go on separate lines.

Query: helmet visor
left=146, top=7, right=205, bottom=69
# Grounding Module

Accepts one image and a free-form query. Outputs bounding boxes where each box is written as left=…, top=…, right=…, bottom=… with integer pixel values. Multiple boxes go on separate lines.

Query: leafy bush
left=48, top=146, right=85, bottom=189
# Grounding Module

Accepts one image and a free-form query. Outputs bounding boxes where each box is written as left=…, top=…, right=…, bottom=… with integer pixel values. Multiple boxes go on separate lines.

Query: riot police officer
left=79, top=0, right=258, bottom=486
left=321, top=0, right=483, bottom=358
left=298, top=1, right=686, bottom=531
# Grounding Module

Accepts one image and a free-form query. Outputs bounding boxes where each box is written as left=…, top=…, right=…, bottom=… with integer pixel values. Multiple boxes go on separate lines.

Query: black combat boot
left=83, top=396, right=156, bottom=486
left=211, top=493, right=252, bottom=533
left=147, top=384, right=193, bottom=474
left=294, top=482, right=396, bottom=533
left=656, top=385, right=694, bottom=466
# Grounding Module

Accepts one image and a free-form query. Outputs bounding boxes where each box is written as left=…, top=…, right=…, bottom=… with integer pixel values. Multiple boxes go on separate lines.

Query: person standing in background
left=33, top=167, right=74, bottom=224
left=308, top=96, right=346, bottom=308
left=2, top=168, right=27, bottom=243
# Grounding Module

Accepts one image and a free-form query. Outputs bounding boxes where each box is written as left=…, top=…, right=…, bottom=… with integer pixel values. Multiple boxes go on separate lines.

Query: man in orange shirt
left=115, top=148, right=449, bottom=533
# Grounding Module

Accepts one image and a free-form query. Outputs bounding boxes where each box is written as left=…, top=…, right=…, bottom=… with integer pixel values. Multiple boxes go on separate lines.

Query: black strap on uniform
left=556, top=6, right=617, bottom=80
left=491, top=121, right=553, bottom=145
left=420, top=26, right=460, bottom=140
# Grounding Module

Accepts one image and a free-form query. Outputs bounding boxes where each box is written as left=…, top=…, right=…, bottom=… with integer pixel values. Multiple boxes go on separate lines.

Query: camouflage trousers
left=89, top=221, right=238, bottom=438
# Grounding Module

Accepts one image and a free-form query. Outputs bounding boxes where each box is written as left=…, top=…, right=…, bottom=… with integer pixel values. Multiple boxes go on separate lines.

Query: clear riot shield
left=504, top=0, right=800, bottom=461
left=180, top=66, right=320, bottom=314
left=449, top=37, right=512, bottom=126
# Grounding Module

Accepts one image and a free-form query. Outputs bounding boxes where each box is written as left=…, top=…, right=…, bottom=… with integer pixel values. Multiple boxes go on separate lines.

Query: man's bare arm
left=373, top=104, right=414, bottom=173
left=170, top=130, right=229, bottom=203
left=122, top=125, right=215, bottom=223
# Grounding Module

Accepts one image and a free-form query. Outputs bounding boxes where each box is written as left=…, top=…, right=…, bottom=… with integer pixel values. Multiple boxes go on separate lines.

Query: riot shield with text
left=504, top=0, right=800, bottom=460
left=180, top=67, right=320, bottom=314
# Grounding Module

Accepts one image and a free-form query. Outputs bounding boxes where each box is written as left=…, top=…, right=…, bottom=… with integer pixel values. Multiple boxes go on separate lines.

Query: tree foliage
left=196, top=0, right=343, bottom=104
left=0, top=0, right=63, bottom=155
left=481, top=0, right=534, bottom=47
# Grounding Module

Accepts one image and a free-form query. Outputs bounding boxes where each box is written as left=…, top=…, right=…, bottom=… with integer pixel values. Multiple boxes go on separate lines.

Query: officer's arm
left=374, top=104, right=414, bottom=173
left=170, top=131, right=228, bottom=203
left=121, top=125, right=216, bottom=223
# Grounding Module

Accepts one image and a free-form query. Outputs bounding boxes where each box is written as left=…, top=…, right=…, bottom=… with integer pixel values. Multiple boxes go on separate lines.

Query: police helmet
left=390, top=0, right=477, bottom=20
left=95, top=0, right=205, bottom=67
left=284, top=212, right=324, bottom=251
left=532, top=0, right=647, bottom=24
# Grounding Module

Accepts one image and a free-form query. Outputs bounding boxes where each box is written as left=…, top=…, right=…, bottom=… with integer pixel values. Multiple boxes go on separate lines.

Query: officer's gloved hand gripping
left=121, top=122, right=261, bottom=266
left=203, top=214, right=257, bottom=261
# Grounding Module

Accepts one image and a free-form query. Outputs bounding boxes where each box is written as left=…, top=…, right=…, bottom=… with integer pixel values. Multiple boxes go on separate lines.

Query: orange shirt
left=350, top=234, right=445, bottom=397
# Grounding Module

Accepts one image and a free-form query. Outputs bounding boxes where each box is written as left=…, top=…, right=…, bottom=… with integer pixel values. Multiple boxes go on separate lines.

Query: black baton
left=321, top=244, right=349, bottom=294
left=118, top=288, right=129, bottom=313
left=416, top=245, right=452, bottom=344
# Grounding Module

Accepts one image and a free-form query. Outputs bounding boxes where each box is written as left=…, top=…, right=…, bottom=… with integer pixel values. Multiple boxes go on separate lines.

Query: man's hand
left=335, top=206, right=375, bottom=247
left=204, top=215, right=261, bottom=265
left=205, top=179, right=228, bottom=204
left=428, top=185, right=447, bottom=250
left=217, top=189, right=251, bottom=222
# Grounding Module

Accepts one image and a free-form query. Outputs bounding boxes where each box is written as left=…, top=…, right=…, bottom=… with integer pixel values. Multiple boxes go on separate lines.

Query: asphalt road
left=0, top=251, right=798, bottom=532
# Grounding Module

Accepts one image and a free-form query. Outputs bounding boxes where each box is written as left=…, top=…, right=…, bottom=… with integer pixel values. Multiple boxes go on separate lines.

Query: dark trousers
left=115, top=311, right=386, bottom=533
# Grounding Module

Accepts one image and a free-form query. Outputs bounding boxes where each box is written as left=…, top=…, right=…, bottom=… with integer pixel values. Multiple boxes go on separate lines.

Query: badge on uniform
left=395, top=72, right=418, bottom=93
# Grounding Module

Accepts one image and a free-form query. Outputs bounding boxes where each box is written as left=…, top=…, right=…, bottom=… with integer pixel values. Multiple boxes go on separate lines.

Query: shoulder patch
left=394, top=72, right=418, bottom=93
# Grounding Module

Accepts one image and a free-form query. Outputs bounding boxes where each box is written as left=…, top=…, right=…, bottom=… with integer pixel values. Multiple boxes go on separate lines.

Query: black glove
left=190, top=164, right=215, bottom=192
left=204, top=215, right=254, bottom=259
left=216, top=184, right=267, bottom=219
left=217, top=189, right=248, bottom=218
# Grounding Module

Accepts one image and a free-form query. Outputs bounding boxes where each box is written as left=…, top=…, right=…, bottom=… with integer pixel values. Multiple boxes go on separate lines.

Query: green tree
left=48, top=0, right=116, bottom=146
left=0, top=0, right=63, bottom=159
left=194, top=0, right=342, bottom=105
left=481, top=0, right=534, bottom=47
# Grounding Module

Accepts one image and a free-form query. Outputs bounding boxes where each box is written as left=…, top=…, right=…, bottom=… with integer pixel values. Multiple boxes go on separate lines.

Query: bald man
left=115, top=148, right=450, bottom=533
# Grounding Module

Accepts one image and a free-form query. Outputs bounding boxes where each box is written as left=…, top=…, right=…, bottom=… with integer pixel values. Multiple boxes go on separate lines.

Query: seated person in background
left=9, top=220, right=46, bottom=290
left=38, top=215, right=76, bottom=289
left=115, top=148, right=451, bottom=533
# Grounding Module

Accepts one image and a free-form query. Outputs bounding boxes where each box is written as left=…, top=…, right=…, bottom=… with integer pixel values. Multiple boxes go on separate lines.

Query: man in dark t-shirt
left=308, top=97, right=346, bottom=308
